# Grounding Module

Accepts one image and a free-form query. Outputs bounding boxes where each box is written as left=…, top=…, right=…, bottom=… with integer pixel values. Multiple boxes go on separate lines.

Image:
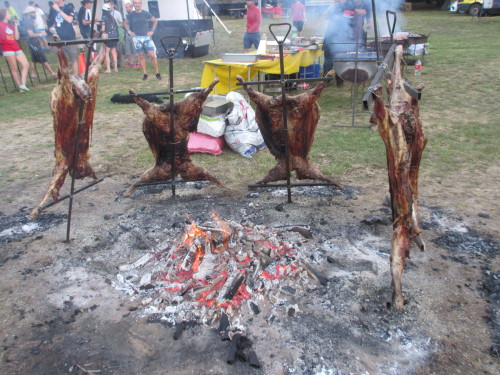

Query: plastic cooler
left=299, top=64, right=321, bottom=79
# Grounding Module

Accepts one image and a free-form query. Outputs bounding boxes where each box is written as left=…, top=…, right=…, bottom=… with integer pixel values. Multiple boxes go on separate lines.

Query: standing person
left=104, top=0, right=123, bottom=67
left=100, top=2, right=118, bottom=73
left=4, top=1, right=18, bottom=21
left=29, top=2, right=48, bottom=48
left=49, top=0, right=78, bottom=74
left=322, top=0, right=355, bottom=87
left=124, top=0, right=159, bottom=81
left=243, top=0, right=260, bottom=53
left=0, top=9, right=30, bottom=92
left=46, top=1, right=57, bottom=33
left=77, top=0, right=93, bottom=39
left=291, top=0, right=306, bottom=37
left=21, top=6, right=57, bottom=79
left=122, top=1, right=138, bottom=68
left=352, top=0, right=371, bottom=45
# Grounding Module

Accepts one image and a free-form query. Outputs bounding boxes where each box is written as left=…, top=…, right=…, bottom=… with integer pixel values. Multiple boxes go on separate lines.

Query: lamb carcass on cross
left=236, top=71, right=341, bottom=188
left=30, top=49, right=104, bottom=219
left=370, top=45, right=427, bottom=310
left=123, top=79, right=223, bottom=197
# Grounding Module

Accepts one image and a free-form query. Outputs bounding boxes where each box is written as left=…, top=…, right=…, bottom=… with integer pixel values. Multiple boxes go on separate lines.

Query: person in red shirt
left=243, top=0, right=261, bottom=53
left=291, top=0, right=306, bottom=37
left=0, top=8, right=30, bottom=92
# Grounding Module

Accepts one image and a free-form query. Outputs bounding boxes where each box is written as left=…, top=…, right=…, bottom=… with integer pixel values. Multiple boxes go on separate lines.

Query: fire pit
left=114, top=211, right=323, bottom=326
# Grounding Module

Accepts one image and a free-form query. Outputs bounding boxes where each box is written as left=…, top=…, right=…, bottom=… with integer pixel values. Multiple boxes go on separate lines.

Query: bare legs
left=5, top=53, right=29, bottom=89
left=104, top=46, right=118, bottom=73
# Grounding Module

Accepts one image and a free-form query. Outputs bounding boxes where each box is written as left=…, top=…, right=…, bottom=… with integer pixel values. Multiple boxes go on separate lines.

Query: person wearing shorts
left=21, top=6, right=57, bottom=79
left=243, top=0, right=260, bottom=53
left=124, top=0, right=160, bottom=81
left=101, top=3, right=119, bottom=73
left=50, top=0, right=78, bottom=74
left=291, top=0, right=306, bottom=36
left=0, top=9, right=30, bottom=91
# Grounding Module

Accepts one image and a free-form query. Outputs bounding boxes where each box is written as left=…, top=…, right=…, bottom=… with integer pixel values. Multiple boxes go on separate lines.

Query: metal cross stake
left=123, top=36, right=205, bottom=196
left=38, top=1, right=117, bottom=242
left=238, top=23, right=337, bottom=203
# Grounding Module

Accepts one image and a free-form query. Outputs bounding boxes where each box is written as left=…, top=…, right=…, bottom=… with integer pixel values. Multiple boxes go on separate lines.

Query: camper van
left=457, top=0, right=500, bottom=15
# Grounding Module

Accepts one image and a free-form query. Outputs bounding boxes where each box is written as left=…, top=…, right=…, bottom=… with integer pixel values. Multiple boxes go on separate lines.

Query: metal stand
left=40, top=2, right=116, bottom=241
left=121, top=36, right=206, bottom=197
left=237, top=23, right=337, bottom=203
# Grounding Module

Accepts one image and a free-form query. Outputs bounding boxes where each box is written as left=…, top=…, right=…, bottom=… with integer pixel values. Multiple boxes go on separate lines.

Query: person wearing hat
left=21, top=5, right=57, bottom=80
left=77, top=0, right=93, bottom=39
left=100, top=2, right=119, bottom=73
left=49, top=0, right=78, bottom=74
left=243, top=0, right=261, bottom=53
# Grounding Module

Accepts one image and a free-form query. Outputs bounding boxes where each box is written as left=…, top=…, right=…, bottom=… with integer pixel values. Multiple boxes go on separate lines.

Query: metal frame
left=119, top=36, right=206, bottom=197
left=38, top=2, right=117, bottom=241
left=237, top=23, right=337, bottom=203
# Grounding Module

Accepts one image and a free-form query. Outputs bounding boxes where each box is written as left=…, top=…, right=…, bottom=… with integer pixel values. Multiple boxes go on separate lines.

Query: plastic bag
left=224, top=92, right=266, bottom=158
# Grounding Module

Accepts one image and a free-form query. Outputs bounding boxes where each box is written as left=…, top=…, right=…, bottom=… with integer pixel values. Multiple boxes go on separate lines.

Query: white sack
left=224, top=92, right=266, bottom=158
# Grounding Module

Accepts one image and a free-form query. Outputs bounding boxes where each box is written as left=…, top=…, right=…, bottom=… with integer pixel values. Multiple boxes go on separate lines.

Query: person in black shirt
left=77, top=0, right=93, bottom=39
left=124, top=0, right=160, bottom=81
left=49, top=0, right=78, bottom=74
left=100, top=3, right=118, bottom=73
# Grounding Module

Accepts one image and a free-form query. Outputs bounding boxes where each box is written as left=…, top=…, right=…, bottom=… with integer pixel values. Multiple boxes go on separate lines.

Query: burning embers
left=115, top=212, right=318, bottom=324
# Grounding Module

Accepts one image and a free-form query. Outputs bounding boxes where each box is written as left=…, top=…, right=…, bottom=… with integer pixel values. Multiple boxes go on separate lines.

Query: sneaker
left=142, top=74, right=148, bottom=81
left=156, top=73, right=162, bottom=80
left=19, top=84, right=30, bottom=92
left=124, top=64, right=134, bottom=68
left=133, top=64, right=141, bottom=68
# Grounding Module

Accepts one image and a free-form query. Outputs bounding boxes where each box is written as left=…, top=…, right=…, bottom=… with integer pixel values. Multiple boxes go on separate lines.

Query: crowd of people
left=0, top=0, right=373, bottom=93
left=0, top=0, right=157, bottom=92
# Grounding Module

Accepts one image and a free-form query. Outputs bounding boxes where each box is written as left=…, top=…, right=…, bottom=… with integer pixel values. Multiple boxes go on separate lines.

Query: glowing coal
left=114, top=211, right=320, bottom=325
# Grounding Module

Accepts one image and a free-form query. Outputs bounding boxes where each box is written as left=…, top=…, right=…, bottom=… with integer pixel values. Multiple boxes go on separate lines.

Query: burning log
left=123, top=79, right=224, bottom=197
left=370, top=45, right=427, bottom=310
left=236, top=72, right=342, bottom=188
left=30, top=49, right=105, bottom=219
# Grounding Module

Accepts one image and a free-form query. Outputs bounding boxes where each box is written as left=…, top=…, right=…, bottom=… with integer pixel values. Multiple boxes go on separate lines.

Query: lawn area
left=0, top=10, right=498, bottom=209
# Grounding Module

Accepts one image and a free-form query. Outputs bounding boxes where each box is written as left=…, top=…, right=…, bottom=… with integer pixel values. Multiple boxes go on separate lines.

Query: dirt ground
left=0, top=98, right=499, bottom=375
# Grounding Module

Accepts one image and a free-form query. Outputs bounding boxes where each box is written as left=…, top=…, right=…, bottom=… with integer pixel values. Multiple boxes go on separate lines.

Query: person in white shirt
left=29, top=2, right=48, bottom=48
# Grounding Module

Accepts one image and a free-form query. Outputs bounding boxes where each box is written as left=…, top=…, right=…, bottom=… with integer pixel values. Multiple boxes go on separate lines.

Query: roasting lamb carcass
left=370, top=45, right=426, bottom=310
left=236, top=71, right=341, bottom=188
left=123, top=79, right=223, bottom=197
left=30, top=49, right=104, bottom=219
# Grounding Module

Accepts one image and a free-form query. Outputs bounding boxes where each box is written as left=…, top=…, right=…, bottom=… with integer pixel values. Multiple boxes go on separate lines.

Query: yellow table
left=200, top=48, right=324, bottom=95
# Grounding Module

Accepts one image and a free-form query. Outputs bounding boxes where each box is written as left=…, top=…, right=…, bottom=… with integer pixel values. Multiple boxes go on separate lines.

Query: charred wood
left=226, top=333, right=242, bottom=364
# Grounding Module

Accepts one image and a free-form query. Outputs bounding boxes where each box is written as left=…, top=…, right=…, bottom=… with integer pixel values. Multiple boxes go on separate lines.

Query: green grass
left=0, top=11, right=499, bottom=189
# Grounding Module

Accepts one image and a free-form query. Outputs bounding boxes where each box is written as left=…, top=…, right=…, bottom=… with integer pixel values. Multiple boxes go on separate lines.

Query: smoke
left=314, top=0, right=407, bottom=55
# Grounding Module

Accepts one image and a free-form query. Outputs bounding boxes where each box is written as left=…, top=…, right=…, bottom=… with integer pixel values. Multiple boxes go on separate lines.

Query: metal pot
left=332, top=51, right=378, bottom=83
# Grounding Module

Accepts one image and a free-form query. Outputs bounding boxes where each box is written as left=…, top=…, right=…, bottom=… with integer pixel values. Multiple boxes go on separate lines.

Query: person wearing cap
left=124, top=0, right=160, bottom=81
left=50, top=0, right=78, bottom=74
left=77, top=0, right=93, bottom=39
left=100, top=3, right=118, bottom=73
left=21, top=6, right=57, bottom=80
left=243, top=0, right=261, bottom=53
left=0, top=8, right=30, bottom=92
